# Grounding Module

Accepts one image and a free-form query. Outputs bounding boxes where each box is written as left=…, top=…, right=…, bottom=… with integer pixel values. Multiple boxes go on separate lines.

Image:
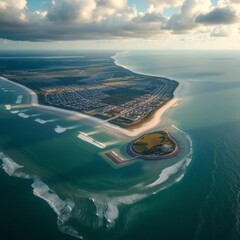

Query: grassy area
left=132, top=131, right=175, bottom=155
left=102, top=88, right=142, bottom=105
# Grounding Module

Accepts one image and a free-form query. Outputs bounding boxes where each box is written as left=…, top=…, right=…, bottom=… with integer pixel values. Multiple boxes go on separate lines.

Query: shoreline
left=126, top=131, right=180, bottom=161
left=0, top=53, right=182, bottom=137
left=112, top=53, right=183, bottom=136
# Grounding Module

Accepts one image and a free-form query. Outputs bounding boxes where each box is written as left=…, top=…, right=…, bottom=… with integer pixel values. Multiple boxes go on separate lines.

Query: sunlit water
left=0, top=52, right=191, bottom=240
left=116, top=50, right=240, bottom=240
left=1, top=50, right=240, bottom=239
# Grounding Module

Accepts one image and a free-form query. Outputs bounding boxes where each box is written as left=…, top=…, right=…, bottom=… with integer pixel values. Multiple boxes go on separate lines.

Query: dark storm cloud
left=196, top=7, right=238, bottom=25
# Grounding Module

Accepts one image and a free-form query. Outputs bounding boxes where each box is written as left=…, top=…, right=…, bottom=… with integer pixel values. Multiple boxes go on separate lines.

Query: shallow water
left=0, top=52, right=192, bottom=240
left=116, top=50, right=240, bottom=240
left=1, top=50, right=240, bottom=239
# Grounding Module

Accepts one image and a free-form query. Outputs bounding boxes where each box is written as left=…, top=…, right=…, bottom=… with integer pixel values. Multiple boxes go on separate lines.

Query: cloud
left=146, top=0, right=184, bottom=13
left=164, top=0, right=212, bottom=32
left=47, top=0, right=96, bottom=23
left=210, top=27, right=230, bottom=37
left=0, top=0, right=239, bottom=42
left=0, top=0, right=27, bottom=10
left=0, top=0, right=27, bottom=23
left=196, top=7, right=238, bottom=25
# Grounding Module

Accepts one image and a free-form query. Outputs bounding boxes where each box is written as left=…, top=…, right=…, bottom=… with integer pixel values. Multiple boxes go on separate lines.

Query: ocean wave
left=92, top=193, right=146, bottom=226
left=18, top=112, right=42, bottom=119
left=16, top=95, right=23, bottom=104
left=34, top=118, right=58, bottom=124
left=54, top=125, right=80, bottom=134
left=146, top=160, right=186, bottom=188
left=0, top=152, right=23, bottom=176
left=10, top=110, right=20, bottom=114
left=0, top=152, right=31, bottom=178
left=31, top=179, right=84, bottom=238
left=0, top=126, right=193, bottom=239
left=146, top=125, right=193, bottom=191
left=18, top=112, right=30, bottom=118
left=0, top=152, right=83, bottom=239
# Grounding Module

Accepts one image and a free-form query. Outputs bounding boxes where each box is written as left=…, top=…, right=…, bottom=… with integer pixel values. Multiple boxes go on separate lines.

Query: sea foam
left=0, top=153, right=23, bottom=176
left=18, top=113, right=30, bottom=118
left=146, top=160, right=186, bottom=188
left=0, top=152, right=83, bottom=239
left=10, top=110, right=20, bottom=114
left=92, top=193, right=146, bottom=226
left=54, top=125, right=80, bottom=134
left=146, top=125, right=193, bottom=190
left=16, top=95, right=23, bottom=104
left=35, top=118, right=58, bottom=124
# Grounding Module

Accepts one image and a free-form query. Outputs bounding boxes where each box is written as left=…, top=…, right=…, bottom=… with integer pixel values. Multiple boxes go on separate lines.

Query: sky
left=0, top=0, right=239, bottom=50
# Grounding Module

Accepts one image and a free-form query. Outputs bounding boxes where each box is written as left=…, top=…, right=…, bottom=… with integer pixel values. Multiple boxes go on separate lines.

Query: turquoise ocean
left=0, top=51, right=240, bottom=240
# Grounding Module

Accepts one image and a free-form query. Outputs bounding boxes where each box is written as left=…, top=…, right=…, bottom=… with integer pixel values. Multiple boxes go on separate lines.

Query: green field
left=132, top=131, right=176, bottom=156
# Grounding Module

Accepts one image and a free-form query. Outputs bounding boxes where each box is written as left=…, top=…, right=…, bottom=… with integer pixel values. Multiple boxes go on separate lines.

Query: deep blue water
left=0, top=50, right=240, bottom=240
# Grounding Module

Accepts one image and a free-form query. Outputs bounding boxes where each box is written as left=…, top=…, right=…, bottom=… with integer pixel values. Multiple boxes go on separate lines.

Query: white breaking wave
left=172, top=124, right=193, bottom=152
left=32, top=179, right=73, bottom=216
left=146, top=125, right=193, bottom=190
left=54, top=125, right=80, bottom=134
left=16, top=95, right=23, bottom=104
left=54, top=125, right=67, bottom=133
left=31, top=179, right=84, bottom=239
left=0, top=152, right=31, bottom=178
left=34, top=118, right=58, bottom=124
left=92, top=193, right=146, bottom=226
left=18, top=112, right=30, bottom=118
left=10, top=110, right=20, bottom=114
left=18, top=112, right=42, bottom=119
left=0, top=152, right=83, bottom=239
left=147, top=155, right=192, bottom=189
left=0, top=152, right=23, bottom=176
left=146, top=160, right=186, bottom=188
left=175, top=173, right=185, bottom=183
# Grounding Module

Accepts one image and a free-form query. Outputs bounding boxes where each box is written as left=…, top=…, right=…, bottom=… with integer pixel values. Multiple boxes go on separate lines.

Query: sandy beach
left=0, top=59, right=182, bottom=138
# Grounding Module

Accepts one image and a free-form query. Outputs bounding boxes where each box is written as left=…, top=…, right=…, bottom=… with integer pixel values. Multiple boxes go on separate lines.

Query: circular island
left=128, top=131, right=179, bottom=160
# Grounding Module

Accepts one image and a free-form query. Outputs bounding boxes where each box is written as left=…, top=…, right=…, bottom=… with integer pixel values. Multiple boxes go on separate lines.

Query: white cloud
left=0, top=0, right=239, bottom=42
left=165, top=0, right=212, bottom=32
left=0, top=0, right=27, bottom=23
left=147, top=0, right=184, bottom=13
left=47, top=0, right=96, bottom=23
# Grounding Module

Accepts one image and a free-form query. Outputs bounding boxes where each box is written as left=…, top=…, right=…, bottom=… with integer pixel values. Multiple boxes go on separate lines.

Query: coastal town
left=2, top=54, right=178, bottom=128
left=40, top=77, right=177, bottom=127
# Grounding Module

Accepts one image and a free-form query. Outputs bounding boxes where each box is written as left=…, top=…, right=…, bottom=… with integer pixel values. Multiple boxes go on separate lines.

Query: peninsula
left=1, top=53, right=179, bottom=130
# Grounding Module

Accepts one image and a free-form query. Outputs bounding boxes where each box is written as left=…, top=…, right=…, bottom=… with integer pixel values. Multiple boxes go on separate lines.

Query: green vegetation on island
left=131, top=131, right=177, bottom=157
